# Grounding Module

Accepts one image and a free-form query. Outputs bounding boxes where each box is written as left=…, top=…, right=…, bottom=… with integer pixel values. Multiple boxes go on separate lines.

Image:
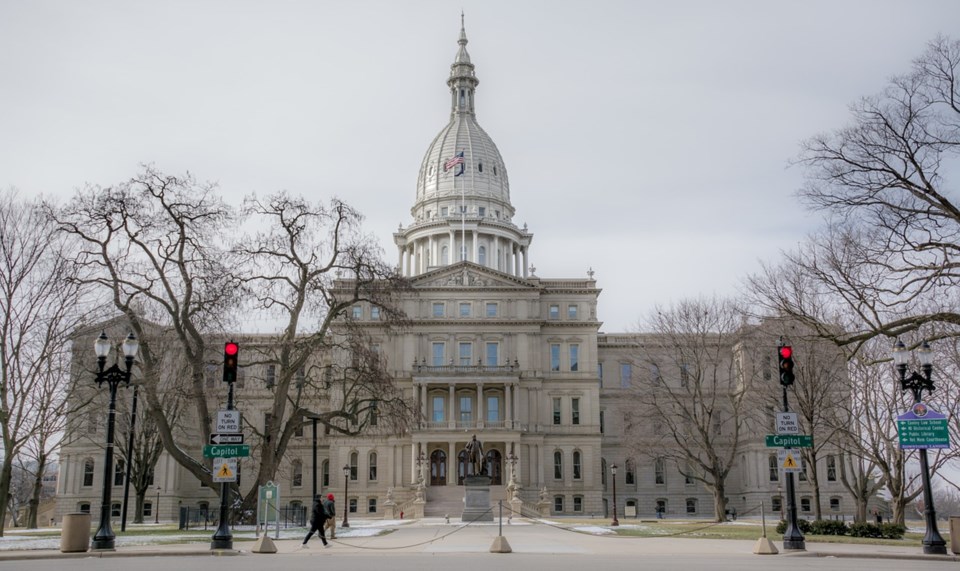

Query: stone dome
left=411, top=18, right=514, bottom=222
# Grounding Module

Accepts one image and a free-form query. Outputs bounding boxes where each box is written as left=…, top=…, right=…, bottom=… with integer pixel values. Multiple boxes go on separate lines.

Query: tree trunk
left=711, top=480, right=727, bottom=523
left=0, top=458, right=12, bottom=537
left=134, top=492, right=145, bottom=524
left=856, top=498, right=867, bottom=523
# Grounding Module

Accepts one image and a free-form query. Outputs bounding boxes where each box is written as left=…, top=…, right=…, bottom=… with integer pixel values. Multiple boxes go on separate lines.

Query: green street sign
left=203, top=444, right=250, bottom=458
left=897, top=418, right=950, bottom=449
left=765, top=434, right=813, bottom=448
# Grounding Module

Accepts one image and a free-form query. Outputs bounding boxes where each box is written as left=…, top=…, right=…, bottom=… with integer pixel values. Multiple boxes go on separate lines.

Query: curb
left=0, top=549, right=247, bottom=562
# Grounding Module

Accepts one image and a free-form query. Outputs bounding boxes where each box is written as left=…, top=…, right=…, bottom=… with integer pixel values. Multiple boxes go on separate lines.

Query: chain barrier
left=319, top=501, right=767, bottom=550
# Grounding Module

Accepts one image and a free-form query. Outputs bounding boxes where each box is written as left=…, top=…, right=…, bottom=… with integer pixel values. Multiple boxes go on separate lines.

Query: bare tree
left=749, top=36, right=960, bottom=349
left=0, top=189, right=89, bottom=535
left=623, top=297, right=749, bottom=522
left=231, top=192, right=414, bottom=508
left=49, top=167, right=238, bottom=489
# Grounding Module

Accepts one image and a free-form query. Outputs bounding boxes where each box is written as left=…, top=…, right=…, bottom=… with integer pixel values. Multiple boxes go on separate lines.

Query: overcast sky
left=2, top=1, right=957, bottom=332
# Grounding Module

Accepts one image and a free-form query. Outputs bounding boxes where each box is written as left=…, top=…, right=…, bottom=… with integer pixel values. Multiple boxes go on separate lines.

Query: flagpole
left=460, top=152, right=466, bottom=263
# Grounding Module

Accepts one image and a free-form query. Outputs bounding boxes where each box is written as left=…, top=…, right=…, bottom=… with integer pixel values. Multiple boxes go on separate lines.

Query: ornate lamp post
left=91, top=331, right=139, bottom=551
left=155, top=486, right=161, bottom=524
left=610, top=463, right=619, bottom=527
left=892, top=339, right=947, bottom=555
left=342, top=464, right=351, bottom=528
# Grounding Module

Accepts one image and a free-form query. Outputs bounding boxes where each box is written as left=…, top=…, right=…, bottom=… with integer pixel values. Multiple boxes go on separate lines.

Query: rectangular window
left=554, top=496, right=563, bottom=512
left=114, top=460, right=125, bottom=486
left=655, top=458, right=665, bottom=485
left=571, top=398, right=580, bottom=425
left=573, top=496, right=583, bottom=512
left=294, top=418, right=304, bottom=438
left=441, top=207, right=448, bottom=216
left=487, top=396, right=500, bottom=421
left=352, top=306, right=362, bottom=319
left=800, top=497, right=811, bottom=512
left=432, top=396, right=445, bottom=422
left=368, top=498, right=377, bottom=513
left=143, top=503, right=153, bottom=517
left=827, top=455, right=837, bottom=482
left=569, top=344, right=579, bottom=372
left=772, top=496, right=782, bottom=514
left=266, top=364, right=276, bottom=388
left=680, top=364, right=689, bottom=388
left=553, top=398, right=561, bottom=425
left=650, top=364, right=661, bottom=386
left=486, top=342, right=499, bottom=366
left=371, top=306, right=380, bottom=320
left=549, top=304, right=560, bottom=319
left=486, top=302, right=497, bottom=317
left=567, top=305, right=578, bottom=319
left=432, top=342, right=445, bottom=366
left=478, top=206, right=486, bottom=217
left=768, top=454, right=779, bottom=482
left=830, top=497, right=840, bottom=511
left=433, top=302, right=445, bottom=317
left=349, top=498, right=357, bottom=513
left=459, top=342, right=472, bottom=365
left=597, top=362, right=603, bottom=383
left=460, top=396, right=473, bottom=422
left=620, top=364, right=632, bottom=388
left=459, top=302, right=471, bottom=317
left=599, top=410, right=605, bottom=434
left=550, top=344, right=561, bottom=371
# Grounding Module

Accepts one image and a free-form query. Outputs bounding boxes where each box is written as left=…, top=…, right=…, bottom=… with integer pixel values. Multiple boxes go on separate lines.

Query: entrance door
left=485, top=449, right=502, bottom=485
left=430, top=450, right=447, bottom=485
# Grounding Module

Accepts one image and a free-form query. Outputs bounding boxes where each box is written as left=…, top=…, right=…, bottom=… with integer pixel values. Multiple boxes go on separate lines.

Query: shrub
left=809, top=519, right=848, bottom=536
left=776, top=519, right=812, bottom=534
left=849, top=522, right=882, bottom=538
left=880, top=523, right=906, bottom=539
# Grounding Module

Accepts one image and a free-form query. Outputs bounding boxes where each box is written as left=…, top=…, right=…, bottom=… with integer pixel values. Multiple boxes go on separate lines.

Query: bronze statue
left=465, top=434, right=484, bottom=476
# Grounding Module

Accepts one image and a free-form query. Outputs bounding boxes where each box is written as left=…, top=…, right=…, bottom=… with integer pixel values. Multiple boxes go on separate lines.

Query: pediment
left=412, top=262, right=535, bottom=289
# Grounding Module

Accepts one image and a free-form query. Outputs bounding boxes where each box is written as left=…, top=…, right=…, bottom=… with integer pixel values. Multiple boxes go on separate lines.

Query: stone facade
left=55, top=22, right=852, bottom=524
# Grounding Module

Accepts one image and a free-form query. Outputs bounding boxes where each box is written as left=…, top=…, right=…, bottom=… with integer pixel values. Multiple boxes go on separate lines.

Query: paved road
left=1, top=520, right=956, bottom=570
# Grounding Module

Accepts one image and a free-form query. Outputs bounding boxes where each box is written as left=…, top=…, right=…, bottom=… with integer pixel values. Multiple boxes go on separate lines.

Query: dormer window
left=478, top=161, right=483, bottom=173
left=478, top=207, right=486, bottom=217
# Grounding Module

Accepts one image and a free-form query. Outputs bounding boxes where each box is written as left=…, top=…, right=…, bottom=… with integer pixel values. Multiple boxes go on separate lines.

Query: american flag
left=444, top=152, right=464, bottom=171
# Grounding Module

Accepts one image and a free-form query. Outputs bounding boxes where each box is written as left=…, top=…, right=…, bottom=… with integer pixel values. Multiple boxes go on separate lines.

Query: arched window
left=83, top=458, right=95, bottom=487
left=478, top=246, right=486, bottom=266
left=322, top=460, right=330, bottom=488
left=553, top=450, right=563, bottom=480
left=111, top=502, right=122, bottom=517
left=654, top=457, right=665, bottom=485
left=625, top=459, right=635, bottom=485
left=350, top=452, right=358, bottom=481
left=143, top=502, right=153, bottom=517
left=292, top=460, right=303, bottom=488
left=768, top=454, right=779, bottom=482
left=78, top=502, right=91, bottom=514
left=686, top=498, right=698, bottom=514
left=369, top=452, right=378, bottom=481
left=572, top=450, right=582, bottom=480
left=441, top=246, right=449, bottom=265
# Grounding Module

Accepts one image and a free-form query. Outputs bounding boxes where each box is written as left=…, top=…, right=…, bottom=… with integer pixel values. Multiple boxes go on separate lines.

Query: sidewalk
left=0, top=518, right=955, bottom=563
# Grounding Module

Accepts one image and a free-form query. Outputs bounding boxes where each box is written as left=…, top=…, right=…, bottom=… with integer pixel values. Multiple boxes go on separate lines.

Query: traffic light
left=223, top=341, right=239, bottom=384
left=778, top=345, right=795, bottom=386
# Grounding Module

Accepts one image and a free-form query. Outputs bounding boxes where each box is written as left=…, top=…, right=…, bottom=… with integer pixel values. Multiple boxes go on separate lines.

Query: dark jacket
left=310, top=498, right=327, bottom=526
left=323, top=498, right=336, bottom=518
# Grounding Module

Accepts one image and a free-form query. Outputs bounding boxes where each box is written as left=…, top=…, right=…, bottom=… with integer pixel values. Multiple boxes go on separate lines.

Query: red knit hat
left=327, top=493, right=335, bottom=500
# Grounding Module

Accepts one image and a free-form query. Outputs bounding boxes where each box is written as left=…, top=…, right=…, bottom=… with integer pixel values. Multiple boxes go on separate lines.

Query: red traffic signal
left=778, top=345, right=795, bottom=386
left=223, top=341, right=239, bottom=384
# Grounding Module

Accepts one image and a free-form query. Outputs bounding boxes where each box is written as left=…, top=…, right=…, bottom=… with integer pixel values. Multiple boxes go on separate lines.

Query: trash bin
left=60, top=512, right=91, bottom=553
left=950, top=516, right=960, bottom=554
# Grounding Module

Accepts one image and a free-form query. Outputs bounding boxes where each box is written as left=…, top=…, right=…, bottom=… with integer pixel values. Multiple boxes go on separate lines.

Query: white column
left=449, top=384, right=456, bottom=429
left=522, top=247, right=529, bottom=278
left=428, top=235, right=434, bottom=270
left=477, top=383, right=484, bottom=428
left=514, top=244, right=521, bottom=276
left=449, top=230, right=455, bottom=264
left=493, top=235, right=500, bottom=271
left=506, top=383, right=513, bottom=429
left=397, top=246, right=404, bottom=272
left=472, top=230, right=478, bottom=264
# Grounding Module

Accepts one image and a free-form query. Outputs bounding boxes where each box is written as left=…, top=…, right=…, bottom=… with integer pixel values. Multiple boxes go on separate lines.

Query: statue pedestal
left=461, top=476, right=494, bottom=522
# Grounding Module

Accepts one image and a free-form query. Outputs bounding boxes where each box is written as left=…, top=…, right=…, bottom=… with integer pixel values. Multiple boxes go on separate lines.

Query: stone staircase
left=424, top=485, right=465, bottom=517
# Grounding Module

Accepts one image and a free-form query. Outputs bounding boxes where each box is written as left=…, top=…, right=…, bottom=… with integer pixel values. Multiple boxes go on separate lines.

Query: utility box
left=60, top=512, right=91, bottom=553
left=950, top=516, right=960, bottom=554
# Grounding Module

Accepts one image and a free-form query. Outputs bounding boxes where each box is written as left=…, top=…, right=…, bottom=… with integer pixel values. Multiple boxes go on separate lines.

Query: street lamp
left=342, top=464, right=351, bottom=528
left=892, top=339, right=947, bottom=555
left=155, top=486, right=161, bottom=524
left=91, top=331, right=139, bottom=551
left=610, top=463, right=619, bottom=527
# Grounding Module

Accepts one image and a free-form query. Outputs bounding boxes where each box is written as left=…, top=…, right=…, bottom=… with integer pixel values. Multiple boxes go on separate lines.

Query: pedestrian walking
left=300, top=495, right=330, bottom=549
left=323, top=493, right=337, bottom=539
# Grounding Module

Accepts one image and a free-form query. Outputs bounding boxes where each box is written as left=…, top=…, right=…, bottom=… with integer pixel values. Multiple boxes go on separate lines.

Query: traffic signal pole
left=778, top=342, right=805, bottom=551
left=211, top=341, right=239, bottom=550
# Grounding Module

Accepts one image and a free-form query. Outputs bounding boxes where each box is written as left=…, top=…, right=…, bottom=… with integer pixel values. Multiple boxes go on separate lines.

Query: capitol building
left=56, top=22, right=849, bottom=524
